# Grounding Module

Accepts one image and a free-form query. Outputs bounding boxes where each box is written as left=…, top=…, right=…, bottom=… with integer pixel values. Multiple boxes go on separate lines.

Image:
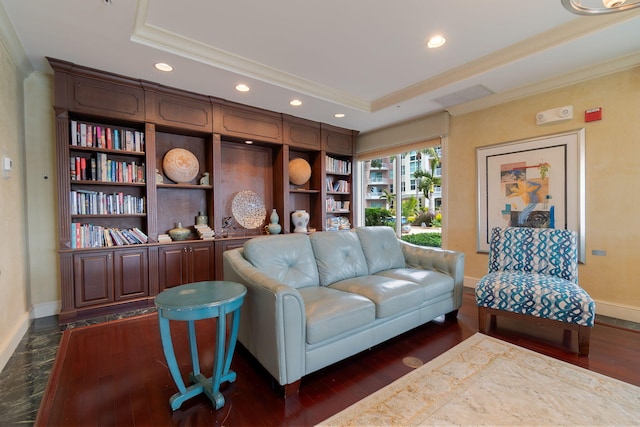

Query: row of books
left=70, top=121, right=144, bottom=152
left=326, top=177, right=350, bottom=192
left=70, top=190, right=145, bottom=215
left=70, top=155, right=145, bottom=183
left=325, top=198, right=350, bottom=212
left=70, top=223, right=148, bottom=248
left=326, top=155, right=351, bottom=174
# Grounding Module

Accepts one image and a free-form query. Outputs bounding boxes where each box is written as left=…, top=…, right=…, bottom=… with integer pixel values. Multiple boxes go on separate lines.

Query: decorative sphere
left=163, top=148, right=200, bottom=184
left=289, top=158, right=312, bottom=185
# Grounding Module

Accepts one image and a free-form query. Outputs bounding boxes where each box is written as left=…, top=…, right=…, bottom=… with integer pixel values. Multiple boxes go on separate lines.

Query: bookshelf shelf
left=71, top=180, right=146, bottom=187
left=157, top=183, right=213, bottom=190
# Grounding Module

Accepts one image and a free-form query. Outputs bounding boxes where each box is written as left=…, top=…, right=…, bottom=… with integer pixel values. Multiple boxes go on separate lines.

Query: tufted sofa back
left=355, top=226, right=406, bottom=274
left=310, top=230, right=368, bottom=286
left=243, top=233, right=320, bottom=288
left=488, top=227, right=578, bottom=284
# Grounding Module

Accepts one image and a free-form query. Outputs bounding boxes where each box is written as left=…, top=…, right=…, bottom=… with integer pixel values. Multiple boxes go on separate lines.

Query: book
left=70, top=120, right=78, bottom=146
left=80, top=123, right=87, bottom=146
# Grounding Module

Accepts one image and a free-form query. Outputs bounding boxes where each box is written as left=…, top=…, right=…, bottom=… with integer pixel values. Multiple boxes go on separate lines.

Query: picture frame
left=476, top=129, right=585, bottom=262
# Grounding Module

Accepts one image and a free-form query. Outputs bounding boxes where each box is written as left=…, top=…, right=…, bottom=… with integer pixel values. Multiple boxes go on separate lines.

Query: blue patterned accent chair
left=475, top=227, right=596, bottom=355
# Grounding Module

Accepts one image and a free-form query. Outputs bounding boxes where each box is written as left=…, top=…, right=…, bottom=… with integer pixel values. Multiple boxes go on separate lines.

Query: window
left=359, top=144, right=444, bottom=240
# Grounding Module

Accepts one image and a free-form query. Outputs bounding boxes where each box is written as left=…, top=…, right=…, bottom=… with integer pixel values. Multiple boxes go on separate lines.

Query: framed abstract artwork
left=476, top=129, right=585, bottom=262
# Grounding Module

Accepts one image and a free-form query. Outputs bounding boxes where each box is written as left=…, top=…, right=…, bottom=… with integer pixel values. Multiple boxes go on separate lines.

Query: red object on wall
left=585, top=107, right=602, bottom=122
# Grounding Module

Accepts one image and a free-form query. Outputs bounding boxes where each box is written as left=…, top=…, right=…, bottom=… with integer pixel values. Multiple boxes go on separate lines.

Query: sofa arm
left=223, top=248, right=306, bottom=387
left=398, top=240, right=465, bottom=309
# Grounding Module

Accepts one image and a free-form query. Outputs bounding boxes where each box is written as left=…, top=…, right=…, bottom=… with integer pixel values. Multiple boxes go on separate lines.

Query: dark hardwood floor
left=34, top=289, right=640, bottom=426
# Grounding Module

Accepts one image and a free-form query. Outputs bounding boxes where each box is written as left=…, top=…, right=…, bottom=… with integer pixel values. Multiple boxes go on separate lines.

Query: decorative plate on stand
left=231, top=190, right=266, bottom=229
left=162, top=148, right=200, bottom=184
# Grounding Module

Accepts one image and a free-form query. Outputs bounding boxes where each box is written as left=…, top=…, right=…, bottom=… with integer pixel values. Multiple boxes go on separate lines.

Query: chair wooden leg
left=478, top=306, right=488, bottom=333
left=578, top=326, right=591, bottom=356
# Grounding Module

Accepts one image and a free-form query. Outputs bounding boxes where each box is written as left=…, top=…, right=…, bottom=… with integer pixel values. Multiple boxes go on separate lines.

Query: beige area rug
left=318, top=333, right=640, bottom=426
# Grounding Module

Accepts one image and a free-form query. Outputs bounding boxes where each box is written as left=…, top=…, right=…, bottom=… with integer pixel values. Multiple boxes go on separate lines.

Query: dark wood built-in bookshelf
left=50, top=58, right=358, bottom=323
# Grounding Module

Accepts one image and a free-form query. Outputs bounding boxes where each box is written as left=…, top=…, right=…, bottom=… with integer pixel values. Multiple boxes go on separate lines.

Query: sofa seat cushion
left=298, top=286, right=375, bottom=345
left=356, top=226, right=406, bottom=274
left=329, top=275, right=423, bottom=319
left=243, top=234, right=319, bottom=289
left=310, top=231, right=368, bottom=286
left=476, top=271, right=596, bottom=327
left=376, top=268, right=454, bottom=301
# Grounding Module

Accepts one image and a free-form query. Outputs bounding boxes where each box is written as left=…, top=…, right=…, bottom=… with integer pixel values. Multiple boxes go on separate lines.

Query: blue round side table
left=155, top=280, right=246, bottom=410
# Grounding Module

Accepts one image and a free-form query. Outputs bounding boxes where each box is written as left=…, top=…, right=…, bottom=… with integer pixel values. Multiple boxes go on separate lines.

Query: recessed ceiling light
left=427, top=35, right=446, bottom=49
left=334, top=113, right=346, bottom=118
left=235, top=84, right=250, bottom=92
left=154, top=62, right=173, bottom=72
left=245, top=140, right=253, bottom=145
left=290, top=99, right=302, bottom=106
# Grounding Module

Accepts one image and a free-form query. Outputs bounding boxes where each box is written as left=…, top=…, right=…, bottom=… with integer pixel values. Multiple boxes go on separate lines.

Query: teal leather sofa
left=223, top=226, right=465, bottom=395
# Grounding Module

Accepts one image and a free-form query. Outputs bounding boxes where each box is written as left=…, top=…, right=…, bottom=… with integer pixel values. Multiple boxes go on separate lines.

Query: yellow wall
left=24, top=72, right=58, bottom=314
left=0, top=36, right=30, bottom=369
left=447, top=66, right=640, bottom=321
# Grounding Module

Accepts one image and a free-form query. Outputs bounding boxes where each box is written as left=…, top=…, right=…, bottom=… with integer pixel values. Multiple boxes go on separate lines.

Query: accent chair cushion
left=476, top=271, right=596, bottom=327
left=243, top=234, right=319, bottom=289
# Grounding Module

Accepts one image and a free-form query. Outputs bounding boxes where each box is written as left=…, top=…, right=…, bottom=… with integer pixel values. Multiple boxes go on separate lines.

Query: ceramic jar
left=168, top=222, right=190, bottom=241
left=195, top=212, right=208, bottom=226
left=291, top=210, right=310, bottom=233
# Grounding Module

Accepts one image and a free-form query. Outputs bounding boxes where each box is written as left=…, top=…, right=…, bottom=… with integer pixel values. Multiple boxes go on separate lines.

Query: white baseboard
left=462, top=276, right=640, bottom=324
left=33, top=300, right=61, bottom=319
left=463, top=276, right=479, bottom=289
left=0, top=312, right=30, bottom=374
left=594, top=299, right=640, bottom=324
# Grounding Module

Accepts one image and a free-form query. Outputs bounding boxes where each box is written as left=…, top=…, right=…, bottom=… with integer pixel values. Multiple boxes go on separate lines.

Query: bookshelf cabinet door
left=73, top=251, right=114, bottom=307
left=114, top=248, right=149, bottom=300
left=158, top=245, right=190, bottom=290
left=188, top=242, right=215, bottom=283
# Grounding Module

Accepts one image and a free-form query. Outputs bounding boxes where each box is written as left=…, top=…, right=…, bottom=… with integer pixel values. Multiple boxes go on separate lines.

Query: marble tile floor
left=0, top=309, right=637, bottom=427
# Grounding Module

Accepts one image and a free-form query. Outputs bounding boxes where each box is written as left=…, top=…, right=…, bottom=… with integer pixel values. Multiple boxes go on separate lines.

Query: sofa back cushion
left=355, top=226, right=405, bottom=274
left=310, top=231, right=368, bottom=286
left=243, top=234, right=319, bottom=288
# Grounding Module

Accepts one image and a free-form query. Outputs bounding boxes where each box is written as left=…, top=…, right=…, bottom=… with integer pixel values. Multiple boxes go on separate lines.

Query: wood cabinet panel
left=145, top=89, right=213, bottom=132
left=214, top=103, right=283, bottom=143
left=73, top=251, right=114, bottom=307
left=219, top=142, right=274, bottom=232
left=158, top=245, right=188, bottom=290
left=321, top=124, right=355, bottom=155
left=191, top=243, right=215, bottom=283
left=284, top=115, right=321, bottom=149
left=157, top=242, right=214, bottom=290
left=49, top=58, right=145, bottom=121
left=114, top=248, right=149, bottom=300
